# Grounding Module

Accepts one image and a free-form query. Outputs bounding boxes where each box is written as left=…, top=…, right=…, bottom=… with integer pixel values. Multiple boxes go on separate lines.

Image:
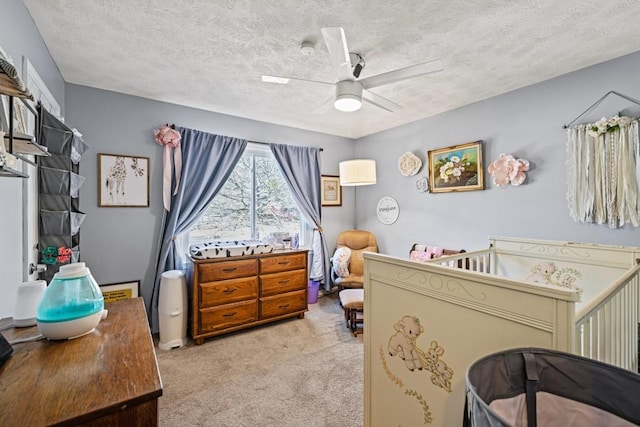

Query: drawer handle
left=223, top=267, right=237, bottom=272
left=278, top=304, right=290, bottom=310
left=223, top=288, right=237, bottom=294
left=278, top=280, right=290, bottom=285
left=222, top=312, right=237, bottom=318
left=277, top=261, right=290, bottom=265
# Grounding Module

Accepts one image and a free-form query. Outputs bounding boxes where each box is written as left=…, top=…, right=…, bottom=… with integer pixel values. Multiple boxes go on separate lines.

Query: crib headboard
left=489, top=236, right=640, bottom=310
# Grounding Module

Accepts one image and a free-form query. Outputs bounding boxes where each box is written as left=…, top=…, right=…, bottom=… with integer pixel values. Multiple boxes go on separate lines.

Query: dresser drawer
left=260, top=270, right=306, bottom=297
left=198, top=259, right=258, bottom=282
left=199, top=300, right=258, bottom=332
left=259, top=290, right=306, bottom=319
left=200, top=277, right=258, bottom=308
left=260, top=252, right=307, bottom=274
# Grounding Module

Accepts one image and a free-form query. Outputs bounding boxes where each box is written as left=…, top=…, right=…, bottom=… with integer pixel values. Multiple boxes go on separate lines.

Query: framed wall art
left=428, top=140, right=484, bottom=193
left=321, top=175, right=342, bottom=206
left=99, top=280, right=140, bottom=303
left=98, top=153, right=150, bottom=207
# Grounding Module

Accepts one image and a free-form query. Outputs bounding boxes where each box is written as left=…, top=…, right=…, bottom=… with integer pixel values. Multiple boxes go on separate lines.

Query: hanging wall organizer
left=37, top=106, right=88, bottom=281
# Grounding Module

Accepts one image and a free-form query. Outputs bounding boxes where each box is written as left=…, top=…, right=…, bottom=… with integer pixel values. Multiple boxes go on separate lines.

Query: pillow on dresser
left=332, top=247, right=352, bottom=278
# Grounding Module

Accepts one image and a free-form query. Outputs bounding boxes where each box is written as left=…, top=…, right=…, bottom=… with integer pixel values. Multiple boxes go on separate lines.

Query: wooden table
left=0, top=298, right=162, bottom=426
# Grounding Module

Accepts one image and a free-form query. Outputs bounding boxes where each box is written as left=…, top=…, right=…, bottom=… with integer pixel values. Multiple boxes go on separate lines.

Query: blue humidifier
left=36, top=262, right=106, bottom=340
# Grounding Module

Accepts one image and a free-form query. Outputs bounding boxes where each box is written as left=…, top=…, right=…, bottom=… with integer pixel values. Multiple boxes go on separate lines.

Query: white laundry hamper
left=158, top=270, right=187, bottom=350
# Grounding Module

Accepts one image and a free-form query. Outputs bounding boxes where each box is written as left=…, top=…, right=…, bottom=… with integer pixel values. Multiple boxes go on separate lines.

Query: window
left=189, top=144, right=306, bottom=244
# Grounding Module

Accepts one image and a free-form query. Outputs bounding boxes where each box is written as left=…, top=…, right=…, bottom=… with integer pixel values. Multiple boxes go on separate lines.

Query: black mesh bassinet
left=464, top=347, right=640, bottom=427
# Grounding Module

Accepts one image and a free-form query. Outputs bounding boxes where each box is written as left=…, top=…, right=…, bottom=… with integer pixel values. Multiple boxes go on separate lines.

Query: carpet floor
left=155, top=292, right=364, bottom=426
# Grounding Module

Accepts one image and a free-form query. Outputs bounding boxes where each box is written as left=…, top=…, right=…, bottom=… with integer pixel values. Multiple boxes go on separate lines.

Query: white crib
left=363, top=236, right=640, bottom=427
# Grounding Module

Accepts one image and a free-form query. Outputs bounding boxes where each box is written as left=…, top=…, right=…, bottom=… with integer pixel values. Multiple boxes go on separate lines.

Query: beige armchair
left=331, top=229, right=378, bottom=291
left=332, top=230, right=378, bottom=336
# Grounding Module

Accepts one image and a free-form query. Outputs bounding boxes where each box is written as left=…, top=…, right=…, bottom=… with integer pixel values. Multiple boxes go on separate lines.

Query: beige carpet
left=155, top=292, right=363, bottom=427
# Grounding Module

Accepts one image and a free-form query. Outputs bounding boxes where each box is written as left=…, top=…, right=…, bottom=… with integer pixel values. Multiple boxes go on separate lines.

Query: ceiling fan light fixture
left=334, top=94, right=361, bottom=112
left=334, top=80, right=363, bottom=112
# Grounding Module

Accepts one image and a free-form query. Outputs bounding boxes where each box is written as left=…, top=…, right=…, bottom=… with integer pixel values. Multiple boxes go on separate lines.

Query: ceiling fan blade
left=362, top=89, right=403, bottom=113
left=321, top=27, right=353, bottom=81
left=262, top=74, right=334, bottom=88
left=359, top=59, right=444, bottom=90
left=311, top=96, right=335, bottom=114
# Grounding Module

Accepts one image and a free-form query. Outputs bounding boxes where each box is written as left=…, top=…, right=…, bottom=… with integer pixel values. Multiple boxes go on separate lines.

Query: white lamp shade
left=339, top=159, right=377, bottom=186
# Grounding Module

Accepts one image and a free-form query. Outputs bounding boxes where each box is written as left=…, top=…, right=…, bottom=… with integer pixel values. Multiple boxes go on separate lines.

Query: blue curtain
left=270, top=143, right=331, bottom=291
left=150, top=127, right=247, bottom=332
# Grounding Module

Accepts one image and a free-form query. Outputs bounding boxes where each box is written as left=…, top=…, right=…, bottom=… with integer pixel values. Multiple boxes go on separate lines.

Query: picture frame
left=12, top=98, right=27, bottom=135
left=98, top=153, right=150, bottom=207
left=99, top=280, right=140, bottom=303
left=428, top=140, right=484, bottom=193
left=321, top=175, right=342, bottom=206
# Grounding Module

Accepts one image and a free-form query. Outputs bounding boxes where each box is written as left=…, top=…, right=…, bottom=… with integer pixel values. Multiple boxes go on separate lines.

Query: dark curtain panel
left=270, top=143, right=331, bottom=291
left=150, top=127, right=247, bottom=332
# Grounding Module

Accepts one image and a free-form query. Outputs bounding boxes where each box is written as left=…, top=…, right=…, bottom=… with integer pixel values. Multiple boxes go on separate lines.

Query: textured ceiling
left=22, top=0, right=640, bottom=139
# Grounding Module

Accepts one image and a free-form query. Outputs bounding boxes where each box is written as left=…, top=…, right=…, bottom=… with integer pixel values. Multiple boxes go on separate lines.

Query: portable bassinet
left=464, top=347, right=640, bottom=427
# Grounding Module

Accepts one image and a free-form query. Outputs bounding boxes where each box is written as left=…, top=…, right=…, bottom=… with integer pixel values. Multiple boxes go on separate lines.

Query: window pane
left=189, top=157, right=251, bottom=242
left=255, top=156, right=300, bottom=240
left=189, top=149, right=303, bottom=245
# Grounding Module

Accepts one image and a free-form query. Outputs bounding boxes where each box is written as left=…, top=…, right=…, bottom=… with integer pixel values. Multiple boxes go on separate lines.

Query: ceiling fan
left=262, top=27, right=444, bottom=113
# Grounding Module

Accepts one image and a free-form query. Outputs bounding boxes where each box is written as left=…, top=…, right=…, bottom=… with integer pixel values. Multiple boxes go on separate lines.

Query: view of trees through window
left=189, top=150, right=302, bottom=243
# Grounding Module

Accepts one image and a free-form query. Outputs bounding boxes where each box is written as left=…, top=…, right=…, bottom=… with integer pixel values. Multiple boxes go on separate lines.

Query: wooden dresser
left=0, top=298, right=162, bottom=426
left=191, top=249, right=308, bottom=345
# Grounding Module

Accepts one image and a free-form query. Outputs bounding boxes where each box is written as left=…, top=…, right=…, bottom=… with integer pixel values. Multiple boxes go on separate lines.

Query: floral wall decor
left=488, top=153, right=529, bottom=187
left=587, top=115, right=631, bottom=137
left=398, top=152, right=422, bottom=176
left=427, top=140, right=484, bottom=193
left=154, top=124, right=182, bottom=211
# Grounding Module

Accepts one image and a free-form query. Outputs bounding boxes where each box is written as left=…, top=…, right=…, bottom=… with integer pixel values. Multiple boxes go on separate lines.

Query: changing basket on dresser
left=191, top=249, right=309, bottom=344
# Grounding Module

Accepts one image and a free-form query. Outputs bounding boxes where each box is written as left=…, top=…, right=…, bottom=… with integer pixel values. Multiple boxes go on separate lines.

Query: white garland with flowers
left=567, top=115, right=640, bottom=228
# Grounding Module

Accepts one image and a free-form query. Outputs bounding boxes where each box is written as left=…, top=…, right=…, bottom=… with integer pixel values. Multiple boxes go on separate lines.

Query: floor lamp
left=339, top=159, right=377, bottom=187
left=339, top=159, right=376, bottom=227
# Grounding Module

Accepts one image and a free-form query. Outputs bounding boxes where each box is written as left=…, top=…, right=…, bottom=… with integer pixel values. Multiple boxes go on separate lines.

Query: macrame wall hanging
left=564, top=91, right=640, bottom=229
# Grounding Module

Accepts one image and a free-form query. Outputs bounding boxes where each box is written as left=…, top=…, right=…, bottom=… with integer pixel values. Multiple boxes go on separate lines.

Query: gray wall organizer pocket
left=41, top=124, right=73, bottom=154
left=40, top=167, right=70, bottom=195
left=72, top=245, right=80, bottom=263
left=40, top=209, right=70, bottom=235
left=70, top=212, right=85, bottom=235
left=70, top=173, right=86, bottom=198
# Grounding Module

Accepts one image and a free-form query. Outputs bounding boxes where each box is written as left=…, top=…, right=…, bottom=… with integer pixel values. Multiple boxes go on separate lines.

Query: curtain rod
left=562, top=90, right=640, bottom=129
left=248, top=139, right=323, bottom=152
left=167, top=124, right=323, bottom=152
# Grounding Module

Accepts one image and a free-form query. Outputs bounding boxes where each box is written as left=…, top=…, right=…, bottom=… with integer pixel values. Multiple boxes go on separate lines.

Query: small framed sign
left=100, top=280, right=140, bottom=303
left=321, top=175, right=342, bottom=206
left=376, top=196, right=399, bottom=225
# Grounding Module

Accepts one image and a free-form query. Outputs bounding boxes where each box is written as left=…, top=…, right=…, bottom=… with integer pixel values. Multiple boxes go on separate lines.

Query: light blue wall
left=355, top=51, right=640, bottom=257
left=65, top=84, right=355, bottom=307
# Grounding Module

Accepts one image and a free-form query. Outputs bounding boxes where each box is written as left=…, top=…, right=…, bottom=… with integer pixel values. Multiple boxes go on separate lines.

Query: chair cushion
left=332, top=247, right=352, bottom=278
left=339, top=289, right=364, bottom=309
